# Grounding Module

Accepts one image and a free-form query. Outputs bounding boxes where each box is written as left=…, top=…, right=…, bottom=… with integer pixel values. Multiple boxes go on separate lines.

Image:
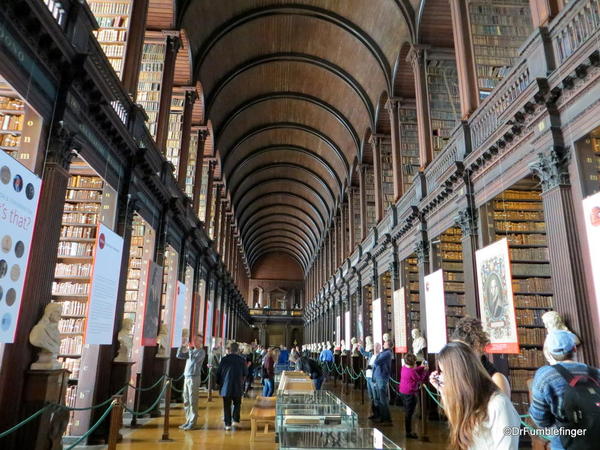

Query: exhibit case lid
left=279, top=428, right=402, bottom=449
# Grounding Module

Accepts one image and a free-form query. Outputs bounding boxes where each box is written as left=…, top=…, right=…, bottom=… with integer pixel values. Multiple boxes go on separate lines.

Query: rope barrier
left=0, top=405, right=53, bottom=439
left=61, top=386, right=128, bottom=411
left=123, top=380, right=169, bottom=416
left=65, top=401, right=116, bottom=450
left=127, top=375, right=167, bottom=392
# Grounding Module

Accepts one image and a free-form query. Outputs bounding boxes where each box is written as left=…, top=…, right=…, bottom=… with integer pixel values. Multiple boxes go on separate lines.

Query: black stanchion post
left=361, top=357, right=365, bottom=405
left=161, top=379, right=172, bottom=441
left=130, top=373, right=141, bottom=427
left=107, top=395, right=123, bottom=450
left=419, top=386, right=430, bottom=442
left=207, top=367, right=213, bottom=402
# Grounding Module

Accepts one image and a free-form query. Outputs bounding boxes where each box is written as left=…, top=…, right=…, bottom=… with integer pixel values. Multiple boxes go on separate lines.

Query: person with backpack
left=529, top=329, right=600, bottom=449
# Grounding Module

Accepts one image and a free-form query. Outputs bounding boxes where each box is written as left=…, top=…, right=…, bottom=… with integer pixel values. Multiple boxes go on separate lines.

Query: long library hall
left=0, top=1, right=599, bottom=450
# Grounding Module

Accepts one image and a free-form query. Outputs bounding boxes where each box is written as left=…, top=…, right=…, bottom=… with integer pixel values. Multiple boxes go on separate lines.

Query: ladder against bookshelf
left=468, top=0, right=533, bottom=97
left=398, top=106, right=419, bottom=193
left=426, top=56, right=460, bottom=157
left=482, top=181, right=554, bottom=414
left=404, top=256, right=420, bottom=333
left=87, top=0, right=134, bottom=79
left=136, top=33, right=167, bottom=140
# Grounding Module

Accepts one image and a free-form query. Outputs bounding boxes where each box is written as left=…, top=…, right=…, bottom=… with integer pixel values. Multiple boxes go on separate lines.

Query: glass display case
left=279, top=428, right=402, bottom=449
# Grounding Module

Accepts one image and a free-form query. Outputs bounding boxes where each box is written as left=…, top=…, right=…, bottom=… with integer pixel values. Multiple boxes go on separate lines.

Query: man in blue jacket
left=216, top=342, right=248, bottom=430
left=373, top=339, right=393, bottom=425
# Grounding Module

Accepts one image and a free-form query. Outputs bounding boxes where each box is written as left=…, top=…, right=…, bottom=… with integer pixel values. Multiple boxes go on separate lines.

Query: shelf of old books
left=380, top=139, right=394, bottom=210
left=426, top=55, right=460, bottom=157
left=87, top=0, right=134, bottom=79
left=578, top=130, right=600, bottom=197
left=432, top=227, right=466, bottom=339
left=363, top=284, right=373, bottom=339
left=196, top=160, right=210, bottom=219
left=379, top=272, right=393, bottom=337
left=53, top=157, right=117, bottom=435
left=398, top=105, right=419, bottom=192
left=208, top=185, right=217, bottom=239
left=0, top=76, right=43, bottom=171
left=481, top=178, right=554, bottom=414
left=404, top=255, right=420, bottom=333
left=165, top=93, right=184, bottom=174
left=185, top=131, right=198, bottom=198
left=364, top=165, right=376, bottom=230
left=350, top=186, right=361, bottom=247
left=136, top=33, right=167, bottom=140
left=468, top=0, right=533, bottom=97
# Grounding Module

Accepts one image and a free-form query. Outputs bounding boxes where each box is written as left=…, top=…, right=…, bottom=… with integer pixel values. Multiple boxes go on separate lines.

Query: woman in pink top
left=398, top=353, right=429, bottom=439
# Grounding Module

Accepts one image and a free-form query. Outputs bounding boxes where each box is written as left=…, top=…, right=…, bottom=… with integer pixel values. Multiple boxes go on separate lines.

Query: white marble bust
left=411, top=328, right=426, bottom=359
left=114, top=318, right=134, bottom=362
left=30, top=302, right=63, bottom=370
left=351, top=337, right=361, bottom=356
left=542, top=311, right=580, bottom=344
left=156, top=324, right=170, bottom=358
left=383, top=333, right=391, bottom=344
left=365, top=335, right=373, bottom=352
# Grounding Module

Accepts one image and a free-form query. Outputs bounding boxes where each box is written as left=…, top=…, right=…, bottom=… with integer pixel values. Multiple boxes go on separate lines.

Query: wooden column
left=529, top=0, right=563, bottom=27
left=456, top=207, right=480, bottom=317
left=155, top=33, right=180, bottom=152
left=340, top=203, right=347, bottom=260
left=414, top=238, right=430, bottom=334
left=387, top=98, right=404, bottom=201
left=204, top=162, right=215, bottom=231
left=370, top=135, right=384, bottom=222
left=531, top=148, right=598, bottom=366
left=449, top=0, right=480, bottom=119
left=407, top=45, right=434, bottom=168
left=192, top=130, right=209, bottom=216
left=122, top=0, right=149, bottom=97
left=358, top=165, right=368, bottom=239
left=177, top=89, right=196, bottom=190
left=0, top=126, right=76, bottom=442
left=348, top=188, right=356, bottom=249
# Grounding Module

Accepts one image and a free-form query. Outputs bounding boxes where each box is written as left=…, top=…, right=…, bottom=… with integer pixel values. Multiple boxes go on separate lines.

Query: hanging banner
left=197, top=282, right=206, bottom=338
left=141, top=261, right=163, bottom=346
left=205, top=298, right=213, bottom=345
left=424, top=269, right=447, bottom=353
left=476, top=238, right=519, bottom=354
left=344, top=310, right=351, bottom=350
left=335, top=314, right=341, bottom=345
left=372, top=298, right=383, bottom=346
left=222, top=312, right=227, bottom=340
left=393, top=287, right=408, bottom=353
left=0, top=150, right=41, bottom=343
left=171, top=281, right=186, bottom=348
left=85, top=224, right=123, bottom=344
left=583, top=192, right=600, bottom=327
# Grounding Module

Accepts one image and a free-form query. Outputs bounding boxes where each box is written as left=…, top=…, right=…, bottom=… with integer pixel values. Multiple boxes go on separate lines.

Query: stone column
left=387, top=98, right=404, bottom=201
left=455, top=206, right=480, bottom=317
left=122, top=0, right=149, bottom=97
left=529, top=0, right=563, bottom=27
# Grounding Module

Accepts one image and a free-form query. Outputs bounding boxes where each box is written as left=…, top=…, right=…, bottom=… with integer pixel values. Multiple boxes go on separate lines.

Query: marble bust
left=114, top=318, right=134, bottom=362
left=365, top=335, right=373, bottom=352
left=383, top=333, right=391, bottom=345
left=30, top=302, right=63, bottom=370
left=156, top=324, right=170, bottom=358
left=351, top=337, right=360, bottom=356
left=411, top=328, right=426, bottom=360
left=542, top=311, right=580, bottom=344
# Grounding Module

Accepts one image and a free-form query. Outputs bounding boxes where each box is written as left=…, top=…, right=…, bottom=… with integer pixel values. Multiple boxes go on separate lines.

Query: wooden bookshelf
left=426, top=57, right=460, bottom=157
left=482, top=181, right=554, bottom=415
left=88, top=0, right=134, bottom=79
left=185, top=131, right=198, bottom=198
left=432, top=227, right=466, bottom=339
left=578, top=133, right=600, bottom=197
left=165, top=94, right=184, bottom=173
left=404, top=256, right=420, bottom=333
left=380, top=139, right=394, bottom=210
left=380, top=272, right=393, bottom=336
left=398, top=106, right=419, bottom=192
left=363, top=284, right=373, bottom=339
left=136, top=35, right=166, bottom=139
left=468, top=0, right=533, bottom=97
left=351, top=186, right=361, bottom=246
left=365, top=166, right=376, bottom=230
left=197, top=160, right=209, bottom=219
left=208, top=185, right=217, bottom=239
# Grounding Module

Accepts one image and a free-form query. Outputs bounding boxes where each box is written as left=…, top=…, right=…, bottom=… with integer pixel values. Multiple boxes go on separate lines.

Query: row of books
left=55, top=263, right=92, bottom=277
left=64, top=202, right=100, bottom=213
left=493, top=210, right=544, bottom=221
left=59, top=318, right=85, bottom=333
left=52, top=281, right=90, bottom=296
left=511, top=263, right=551, bottom=277
left=510, top=247, right=549, bottom=261
left=62, top=357, right=81, bottom=379
left=518, top=327, right=546, bottom=346
left=62, top=212, right=99, bottom=225
left=503, top=233, right=547, bottom=246
left=60, top=337, right=83, bottom=356
left=57, top=242, right=94, bottom=257
left=0, top=114, right=23, bottom=131
left=496, top=221, right=546, bottom=232
left=493, top=200, right=542, bottom=211
left=61, top=225, right=96, bottom=239
left=508, top=348, right=546, bottom=368
left=68, top=176, right=103, bottom=189
left=512, top=277, right=553, bottom=293
left=0, top=134, right=20, bottom=148
left=65, top=188, right=102, bottom=201
left=509, top=369, right=534, bottom=391
left=0, top=95, right=24, bottom=111
left=514, top=294, right=553, bottom=308
left=515, top=308, right=547, bottom=327
left=60, top=300, right=87, bottom=316
left=95, top=29, right=127, bottom=42
left=88, top=1, right=130, bottom=15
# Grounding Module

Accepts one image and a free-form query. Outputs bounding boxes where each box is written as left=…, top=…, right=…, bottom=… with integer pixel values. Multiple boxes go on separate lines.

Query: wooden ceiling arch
left=245, top=219, right=318, bottom=250
left=250, top=248, right=308, bottom=274
left=246, top=233, right=313, bottom=262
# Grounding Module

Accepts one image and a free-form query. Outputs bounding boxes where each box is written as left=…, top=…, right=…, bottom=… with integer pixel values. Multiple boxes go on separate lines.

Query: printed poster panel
left=205, top=298, right=213, bottom=346
left=335, top=314, right=341, bottom=345
left=357, top=309, right=364, bottom=341
left=141, top=261, right=163, bottom=346
left=393, top=288, right=408, bottom=353
left=582, top=192, right=600, bottom=324
left=344, top=310, right=351, bottom=350
left=372, top=298, right=383, bottom=347
left=85, top=224, right=123, bottom=344
left=171, top=281, right=186, bottom=348
left=0, top=150, right=42, bottom=343
left=424, top=270, right=447, bottom=353
left=475, top=238, right=519, bottom=354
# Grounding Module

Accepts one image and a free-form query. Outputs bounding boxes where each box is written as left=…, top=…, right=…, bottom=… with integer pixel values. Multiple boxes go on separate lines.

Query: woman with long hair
left=429, top=342, right=519, bottom=450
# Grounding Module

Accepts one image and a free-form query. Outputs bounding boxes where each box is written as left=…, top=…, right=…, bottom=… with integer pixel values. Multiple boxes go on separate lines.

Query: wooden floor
left=116, top=380, right=448, bottom=449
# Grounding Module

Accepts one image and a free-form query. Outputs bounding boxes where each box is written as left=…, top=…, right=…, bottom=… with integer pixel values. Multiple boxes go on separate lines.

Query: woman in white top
left=429, top=342, right=520, bottom=450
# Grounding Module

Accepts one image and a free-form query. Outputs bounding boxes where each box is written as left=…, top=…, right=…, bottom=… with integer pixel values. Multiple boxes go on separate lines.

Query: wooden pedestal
left=17, top=369, right=70, bottom=450
left=139, top=357, right=169, bottom=418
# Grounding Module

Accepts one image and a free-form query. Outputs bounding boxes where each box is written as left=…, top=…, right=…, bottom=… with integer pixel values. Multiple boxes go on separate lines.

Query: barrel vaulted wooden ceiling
left=178, top=0, right=424, bottom=274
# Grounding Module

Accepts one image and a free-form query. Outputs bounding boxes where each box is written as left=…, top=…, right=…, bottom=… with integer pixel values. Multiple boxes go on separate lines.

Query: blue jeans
left=313, top=375, right=324, bottom=390
left=262, top=378, right=274, bottom=397
left=374, top=378, right=391, bottom=421
left=367, top=378, right=380, bottom=417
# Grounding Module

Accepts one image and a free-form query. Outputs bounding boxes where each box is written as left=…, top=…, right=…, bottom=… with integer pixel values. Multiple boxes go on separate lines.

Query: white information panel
left=372, top=298, right=383, bottom=347
left=0, top=150, right=42, bottom=343
left=393, top=288, right=408, bottom=353
left=583, top=192, right=600, bottom=323
left=85, top=224, right=124, bottom=344
left=171, top=281, right=186, bottom=348
left=424, top=269, right=447, bottom=353
left=344, top=310, right=351, bottom=350
left=335, top=314, right=341, bottom=345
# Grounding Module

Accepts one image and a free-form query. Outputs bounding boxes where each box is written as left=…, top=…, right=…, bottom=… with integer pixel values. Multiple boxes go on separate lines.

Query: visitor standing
left=361, top=342, right=381, bottom=420
left=296, top=351, right=325, bottom=390
left=278, top=345, right=290, bottom=364
left=398, top=353, right=428, bottom=439
left=262, top=347, right=275, bottom=397
left=176, top=335, right=206, bottom=430
left=215, top=342, right=248, bottom=430
left=451, top=316, right=511, bottom=396
left=373, top=340, right=393, bottom=425
left=529, top=330, right=600, bottom=449
left=429, top=342, right=520, bottom=449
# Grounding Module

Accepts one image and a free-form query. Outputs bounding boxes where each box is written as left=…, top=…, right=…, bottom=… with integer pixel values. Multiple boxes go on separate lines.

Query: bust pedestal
left=140, top=356, right=169, bottom=418
left=17, top=369, right=70, bottom=450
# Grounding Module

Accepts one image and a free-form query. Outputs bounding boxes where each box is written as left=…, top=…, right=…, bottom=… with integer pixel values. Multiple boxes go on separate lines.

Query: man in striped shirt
left=529, top=330, right=600, bottom=449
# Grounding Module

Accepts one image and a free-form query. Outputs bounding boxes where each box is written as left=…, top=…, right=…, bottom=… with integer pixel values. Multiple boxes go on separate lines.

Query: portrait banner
left=372, top=298, right=383, bottom=346
left=393, top=288, right=408, bottom=353
left=344, top=310, right=351, bottom=350
left=583, top=192, right=600, bottom=322
left=424, top=270, right=447, bottom=353
left=141, top=261, right=163, bottom=346
left=475, top=238, right=519, bottom=354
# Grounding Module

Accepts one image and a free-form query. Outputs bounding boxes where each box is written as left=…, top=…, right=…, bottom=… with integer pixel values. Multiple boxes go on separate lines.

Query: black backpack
left=553, top=364, right=600, bottom=449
